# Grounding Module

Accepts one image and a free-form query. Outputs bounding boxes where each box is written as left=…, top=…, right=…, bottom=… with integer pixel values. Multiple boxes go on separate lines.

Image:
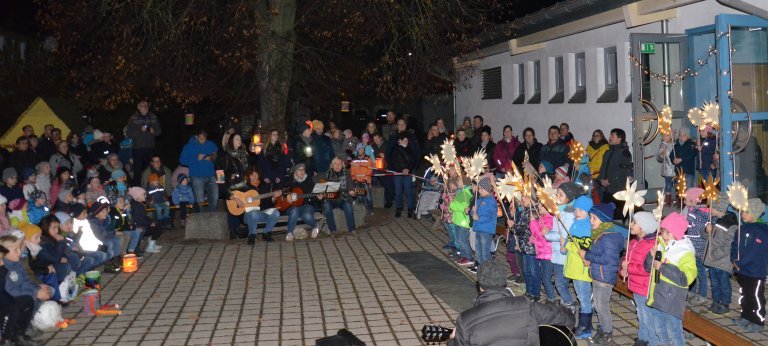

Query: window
left=569, top=52, right=586, bottom=103
left=481, top=66, right=502, bottom=100
left=513, top=64, right=525, bottom=104
left=528, top=60, right=541, bottom=103
left=598, top=46, right=619, bottom=103
left=550, top=56, right=564, bottom=103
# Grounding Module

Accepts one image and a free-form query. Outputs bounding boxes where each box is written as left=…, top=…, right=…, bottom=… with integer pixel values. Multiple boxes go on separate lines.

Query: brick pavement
left=42, top=214, right=768, bottom=345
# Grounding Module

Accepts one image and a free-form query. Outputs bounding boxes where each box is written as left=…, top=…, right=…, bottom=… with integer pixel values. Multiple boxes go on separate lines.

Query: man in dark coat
left=454, top=128, right=474, bottom=158
left=539, top=126, right=569, bottom=177
left=598, top=128, right=633, bottom=219
left=125, top=101, right=162, bottom=184
left=310, top=120, right=334, bottom=179
left=448, top=260, right=576, bottom=346
left=423, top=123, right=447, bottom=157
left=8, top=136, right=37, bottom=174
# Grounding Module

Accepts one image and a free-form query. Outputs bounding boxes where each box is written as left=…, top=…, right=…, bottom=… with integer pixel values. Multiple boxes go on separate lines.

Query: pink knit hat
left=685, top=188, right=704, bottom=202
left=128, top=187, right=146, bottom=201
left=660, top=212, right=688, bottom=240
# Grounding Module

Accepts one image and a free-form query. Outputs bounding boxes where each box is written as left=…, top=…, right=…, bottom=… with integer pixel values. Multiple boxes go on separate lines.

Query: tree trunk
left=255, top=0, right=297, bottom=137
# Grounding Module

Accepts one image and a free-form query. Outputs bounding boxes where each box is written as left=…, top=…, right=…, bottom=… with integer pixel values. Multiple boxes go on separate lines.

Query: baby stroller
left=415, top=168, right=442, bottom=220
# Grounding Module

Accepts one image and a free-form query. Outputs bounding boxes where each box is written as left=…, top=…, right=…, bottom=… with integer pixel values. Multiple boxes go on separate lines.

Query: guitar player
left=281, top=163, right=321, bottom=241
left=323, top=157, right=358, bottom=237
left=229, top=166, right=282, bottom=245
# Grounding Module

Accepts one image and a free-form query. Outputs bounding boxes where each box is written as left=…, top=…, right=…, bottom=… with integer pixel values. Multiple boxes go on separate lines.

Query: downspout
left=717, top=0, right=768, bottom=20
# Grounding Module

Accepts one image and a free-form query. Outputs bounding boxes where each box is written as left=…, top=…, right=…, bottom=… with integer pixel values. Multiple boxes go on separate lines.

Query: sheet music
left=313, top=182, right=340, bottom=193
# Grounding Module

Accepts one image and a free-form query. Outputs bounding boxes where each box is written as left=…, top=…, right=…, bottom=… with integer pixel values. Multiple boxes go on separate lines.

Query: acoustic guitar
left=420, top=323, right=575, bottom=345
left=274, top=187, right=368, bottom=212
left=226, top=190, right=279, bottom=216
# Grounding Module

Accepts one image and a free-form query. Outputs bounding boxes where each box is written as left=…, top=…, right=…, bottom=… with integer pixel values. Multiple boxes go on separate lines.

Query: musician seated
left=448, top=260, right=576, bottom=346
left=323, top=157, right=358, bottom=236
left=283, top=163, right=320, bottom=241
left=229, top=167, right=281, bottom=245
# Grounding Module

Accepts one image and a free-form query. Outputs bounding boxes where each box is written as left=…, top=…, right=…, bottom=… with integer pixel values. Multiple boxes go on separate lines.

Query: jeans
left=593, top=281, right=614, bottom=333
left=691, top=257, right=708, bottom=298
left=124, top=229, right=142, bottom=252
left=190, top=176, right=219, bottom=212
left=538, top=259, right=556, bottom=301
left=709, top=267, right=732, bottom=306
left=393, top=175, right=414, bottom=210
left=381, top=174, right=394, bottom=204
left=103, top=237, right=122, bottom=259
left=523, top=254, right=540, bottom=298
left=444, top=222, right=458, bottom=250
left=323, top=199, right=356, bottom=232
left=663, top=176, right=674, bottom=195
left=553, top=264, right=574, bottom=304
left=475, top=232, right=493, bottom=264
left=573, top=279, right=592, bottom=313
left=154, top=202, right=170, bottom=220
left=454, top=225, right=471, bottom=260
left=684, top=173, right=694, bottom=189
left=634, top=294, right=659, bottom=345
left=178, top=201, right=194, bottom=220
left=227, top=213, right=242, bottom=237
left=52, top=262, right=73, bottom=282
left=699, top=168, right=716, bottom=181
left=359, top=183, right=373, bottom=212
left=244, top=208, right=280, bottom=235
left=652, top=308, right=685, bottom=346
left=286, top=204, right=317, bottom=233
left=77, top=251, right=109, bottom=274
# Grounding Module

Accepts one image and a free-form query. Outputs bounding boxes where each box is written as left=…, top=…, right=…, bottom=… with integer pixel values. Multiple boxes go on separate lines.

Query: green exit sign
left=640, top=43, right=656, bottom=54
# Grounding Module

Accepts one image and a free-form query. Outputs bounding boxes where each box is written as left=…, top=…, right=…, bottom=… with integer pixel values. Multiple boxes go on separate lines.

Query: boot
left=112, top=256, right=123, bottom=271
left=664, top=193, right=672, bottom=207
left=262, top=232, right=273, bottom=242
left=395, top=209, right=402, bottom=218
left=574, top=312, right=593, bottom=339
left=407, top=209, right=414, bottom=219
left=247, top=234, right=256, bottom=245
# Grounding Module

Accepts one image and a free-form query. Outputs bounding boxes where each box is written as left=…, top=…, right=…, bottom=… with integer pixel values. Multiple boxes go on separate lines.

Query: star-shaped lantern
left=687, top=107, right=711, bottom=130
left=659, top=105, right=673, bottom=136
left=424, top=154, right=444, bottom=178
left=441, top=139, right=456, bottom=164
left=466, top=148, right=488, bottom=181
left=700, top=175, right=720, bottom=203
left=675, top=169, right=687, bottom=199
left=702, top=101, right=720, bottom=127
left=496, top=172, right=521, bottom=202
left=541, top=175, right=558, bottom=201
left=535, top=184, right=560, bottom=217
left=727, top=181, right=749, bottom=212
left=653, top=190, right=664, bottom=221
left=568, top=141, right=585, bottom=164
left=613, top=178, right=647, bottom=217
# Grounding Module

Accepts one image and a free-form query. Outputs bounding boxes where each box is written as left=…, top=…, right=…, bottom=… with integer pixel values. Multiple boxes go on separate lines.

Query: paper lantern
left=375, top=157, right=385, bottom=169
left=184, top=112, right=195, bottom=126
left=84, top=270, right=101, bottom=291
left=82, top=289, right=100, bottom=317
left=122, top=254, right=138, bottom=273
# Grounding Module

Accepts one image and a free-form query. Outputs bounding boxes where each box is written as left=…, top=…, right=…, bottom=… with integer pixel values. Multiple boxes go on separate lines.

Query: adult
left=282, top=164, right=321, bottom=241
left=125, top=100, right=162, bottom=185
left=179, top=129, right=219, bottom=212
left=657, top=132, right=676, bottom=206
left=323, top=157, right=358, bottom=235
left=88, top=130, right=118, bottom=165
left=698, top=127, right=718, bottom=180
left=384, top=118, right=421, bottom=208
left=97, top=154, right=124, bottom=184
left=37, top=124, right=56, bottom=160
left=364, top=121, right=379, bottom=138
left=141, top=155, right=173, bottom=193
left=293, top=122, right=316, bottom=177
left=539, top=126, right=569, bottom=177
left=258, top=130, right=291, bottom=188
left=22, top=124, right=35, bottom=137
left=470, top=115, right=484, bottom=149
left=424, top=123, right=446, bottom=157
left=67, top=132, right=88, bottom=162
left=311, top=120, right=335, bottom=179
left=513, top=127, right=543, bottom=173
left=588, top=130, right=609, bottom=201
left=25, top=135, right=41, bottom=164
left=734, top=127, right=764, bottom=198
left=436, top=117, right=447, bottom=135
left=447, top=260, right=576, bottom=346
left=390, top=132, right=417, bottom=218
left=329, top=129, right=346, bottom=159
left=371, top=133, right=394, bottom=207
left=461, top=116, right=474, bottom=139
left=560, top=123, right=574, bottom=144
left=672, top=127, right=697, bottom=188
left=229, top=170, right=279, bottom=245
left=598, top=129, right=633, bottom=220
left=454, top=128, right=473, bottom=157
left=49, top=141, right=83, bottom=183
left=8, top=136, right=36, bottom=174
left=476, top=127, right=496, bottom=171
left=381, top=111, right=398, bottom=142
left=493, top=125, right=521, bottom=175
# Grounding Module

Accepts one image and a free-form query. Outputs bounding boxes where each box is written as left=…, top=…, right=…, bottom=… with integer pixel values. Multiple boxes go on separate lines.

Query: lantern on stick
left=727, top=181, right=749, bottom=260
left=658, top=105, right=673, bottom=137
left=675, top=169, right=687, bottom=211
left=701, top=175, right=721, bottom=223
left=613, top=178, right=647, bottom=260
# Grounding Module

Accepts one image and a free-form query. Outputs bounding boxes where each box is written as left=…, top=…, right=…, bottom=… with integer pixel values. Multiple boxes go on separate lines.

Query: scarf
left=228, top=148, right=250, bottom=166
left=327, top=167, right=347, bottom=187
left=26, top=241, right=42, bottom=257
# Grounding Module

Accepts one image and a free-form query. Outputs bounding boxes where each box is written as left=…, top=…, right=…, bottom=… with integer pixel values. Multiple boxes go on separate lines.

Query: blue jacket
left=88, top=215, right=116, bottom=241
left=584, top=225, right=625, bottom=284
left=672, top=139, right=697, bottom=175
left=699, top=135, right=717, bottom=171
left=472, top=195, right=497, bottom=234
left=731, top=222, right=768, bottom=279
left=27, top=200, right=50, bottom=225
left=4, top=258, right=40, bottom=299
left=311, top=133, right=335, bottom=173
left=179, top=136, right=218, bottom=177
left=172, top=183, right=195, bottom=205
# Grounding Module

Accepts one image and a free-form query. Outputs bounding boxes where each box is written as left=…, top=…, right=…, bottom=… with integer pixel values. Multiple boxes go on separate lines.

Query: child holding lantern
left=703, top=193, right=736, bottom=316
left=511, top=195, right=537, bottom=297
left=564, top=195, right=594, bottom=339
left=683, top=187, right=709, bottom=305
left=621, top=211, right=659, bottom=346
left=471, top=175, right=497, bottom=266
left=731, top=198, right=768, bottom=333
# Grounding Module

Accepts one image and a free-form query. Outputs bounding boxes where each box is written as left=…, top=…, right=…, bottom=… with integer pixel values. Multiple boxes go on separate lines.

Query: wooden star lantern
left=424, top=154, right=444, bottom=178
left=675, top=169, right=687, bottom=199
left=496, top=172, right=521, bottom=202
left=700, top=175, right=720, bottom=203
left=687, top=107, right=710, bottom=130
left=535, top=185, right=560, bottom=217
left=653, top=190, right=664, bottom=221
left=727, top=181, right=749, bottom=212
left=612, top=178, right=647, bottom=217
left=441, top=139, right=457, bottom=164
left=659, top=105, right=673, bottom=136
left=541, top=175, right=558, bottom=201
left=568, top=141, right=585, bottom=164
left=702, top=101, right=720, bottom=127
left=466, top=148, right=487, bottom=181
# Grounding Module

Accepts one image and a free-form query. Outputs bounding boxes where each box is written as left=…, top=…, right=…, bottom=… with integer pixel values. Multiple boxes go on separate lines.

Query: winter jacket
left=731, top=221, right=768, bottom=279
left=381, top=123, right=398, bottom=142
left=89, top=140, right=118, bottom=165
left=140, top=165, right=173, bottom=193
left=385, top=130, right=421, bottom=169
left=698, top=135, right=717, bottom=172
left=685, top=206, right=709, bottom=259
left=493, top=137, right=521, bottom=174
left=472, top=195, right=497, bottom=234
left=32, top=238, right=69, bottom=277
left=424, top=133, right=447, bottom=157
left=147, top=183, right=169, bottom=206
left=257, top=146, right=290, bottom=184
left=564, top=217, right=593, bottom=282
left=513, top=141, right=543, bottom=172
left=454, top=138, right=474, bottom=158
left=476, top=141, right=496, bottom=170
left=587, top=143, right=609, bottom=179
left=0, top=266, right=26, bottom=309
left=584, top=224, right=624, bottom=285
left=703, top=212, right=737, bottom=273
left=540, top=140, right=569, bottom=171
left=88, top=215, right=116, bottom=241
left=9, top=150, right=37, bottom=174
left=27, top=200, right=49, bottom=225
left=98, top=162, right=124, bottom=183
left=3, top=258, right=41, bottom=299
left=647, top=237, right=697, bottom=319
left=530, top=213, right=552, bottom=260
left=545, top=205, right=574, bottom=265
left=672, top=139, right=697, bottom=175
left=656, top=141, right=676, bottom=177
left=389, top=144, right=417, bottom=172
left=312, top=134, right=335, bottom=173
left=450, top=187, right=472, bottom=229
left=172, top=182, right=195, bottom=205
left=447, top=288, right=576, bottom=346
left=179, top=136, right=218, bottom=178
left=625, top=232, right=656, bottom=296
left=350, top=157, right=374, bottom=185
left=49, top=152, right=83, bottom=179
left=125, top=111, right=162, bottom=149
left=0, top=184, right=23, bottom=202
left=285, top=175, right=321, bottom=208
left=513, top=207, right=536, bottom=256
left=221, top=148, right=251, bottom=192
left=598, top=142, right=633, bottom=194
left=129, top=200, right=152, bottom=228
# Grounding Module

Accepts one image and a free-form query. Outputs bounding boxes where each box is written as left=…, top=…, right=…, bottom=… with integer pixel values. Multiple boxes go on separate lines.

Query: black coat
left=476, top=141, right=496, bottom=170
left=454, top=138, right=474, bottom=158
left=512, top=141, right=543, bottom=170
left=448, top=288, right=576, bottom=346
left=8, top=150, right=37, bottom=173
left=598, top=142, right=633, bottom=193
left=389, top=144, right=416, bottom=172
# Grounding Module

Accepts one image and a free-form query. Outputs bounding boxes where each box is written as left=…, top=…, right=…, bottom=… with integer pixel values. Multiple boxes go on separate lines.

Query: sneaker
left=711, top=303, right=729, bottom=316
left=546, top=298, right=559, bottom=305
left=456, top=257, right=473, bottom=266
left=746, top=321, right=764, bottom=333
left=286, top=233, right=294, bottom=241
left=734, top=317, right=750, bottom=328
left=468, top=265, right=478, bottom=274
left=513, top=275, right=525, bottom=285
left=564, top=301, right=579, bottom=315
left=691, top=294, right=707, bottom=305
left=707, top=302, right=717, bottom=313
left=442, top=244, right=454, bottom=253
left=311, top=228, right=319, bottom=239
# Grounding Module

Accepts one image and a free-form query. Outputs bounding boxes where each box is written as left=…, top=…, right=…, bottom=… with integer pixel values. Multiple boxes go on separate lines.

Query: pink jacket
left=625, top=234, right=656, bottom=296
left=530, top=214, right=554, bottom=260
left=493, top=137, right=521, bottom=173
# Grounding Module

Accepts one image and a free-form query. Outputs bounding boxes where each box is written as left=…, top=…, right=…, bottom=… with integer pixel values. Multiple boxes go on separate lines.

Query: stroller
left=415, top=167, right=443, bottom=220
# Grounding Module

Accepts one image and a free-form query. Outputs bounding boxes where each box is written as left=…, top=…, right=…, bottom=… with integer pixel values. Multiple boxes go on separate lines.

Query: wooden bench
left=145, top=201, right=208, bottom=213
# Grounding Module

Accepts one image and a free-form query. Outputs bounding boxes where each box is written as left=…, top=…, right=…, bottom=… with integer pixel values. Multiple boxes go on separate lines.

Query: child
left=8, top=198, right=29, bottom=229
left=129, top=187, right=161, bottom=254
left=581, top=203, right=623, bottom=344
left=54, top=188, right=75, bottom=214
left=27, top=190, right=49, bottom=225
left=105, top=169, right=129, bottom=202
left=20, top=168, right=37, bottom=201
left=0, top=234, right=53, bottom=302
left=112, top=195, right=144, bottom=256
left=548, top=183, right=580, bottom=311
left=350, top=144, right=374, bottom=215
left=172, top=174, right=196, bottom=227
left=84, top=176, right=105, bottom=207
left=703, top=193, right=736, bottom=315
left=683, top=187, right=709, bottom=304
left=449, top=177, right=473, bottom=266
left=0, top=168, right=23, bottom=202
left=146, top=173, right=171, bottom=229
left=622, top=211, right=659, bottom=346
left=0, top=239, right=36, bottom=345
left=440, top=165, right=460, bottom=257
left=22, top=222, right=66, bottom=301
left=564, top=195, right=594, bottom=339
left=731, top=198, right=768, bottom=333
left=472, top=175, right=497, bottom=265
left=647, top=212, right=696, bottom=346
left=66, top=204, right=109, bottom=271
left=553, top=164, right=571, bottom=189
left=0, top=194, right=9, bottom=235
left=49, top=167, right=73, bottom=207
left=35, top=162, right=51, bottom=200
left=529, top=200, right=556, bottom=303
left=510, top=196, right=535, bottom=294
left=87, top=201, right=123, bottom=273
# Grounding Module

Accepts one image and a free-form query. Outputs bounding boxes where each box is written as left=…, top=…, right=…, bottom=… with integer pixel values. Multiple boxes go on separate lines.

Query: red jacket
left=625, top=233, right=656, bottom=296
left=493, top=137, right=521, bottom=173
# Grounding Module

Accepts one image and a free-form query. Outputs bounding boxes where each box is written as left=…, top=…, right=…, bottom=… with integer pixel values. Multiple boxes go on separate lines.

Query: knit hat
left=660, top=212, right=688, bottom=240
left=58, top=188, right=72, bottom=203
left=555, top=164, right=569, bottom=179
left=54, top=211, right=71, bottom=224
left=711, top=192, right=730, bottom=213
left=685, top=187, right=705, bottom=202
left=128, top=187, right=146, bottom=201
left=478, top=175, right=494, bottom=193
left=291, top=163, right=306, bottom=173
left=573, top=196, right=594, bottom=213
left=2, top=167, right=17, bottom=181
left=20, top=167, right=35, bottom=182
left=590, top=203, right=616, bottom=222
left=477, top=259, right=507, bottom=290
left=69, top=203, right=86, bottom=219
left=89, top=201, right=110, bottom=216
left=558, top=183, right=582, bottom=203
left=86, top=167, right=99, bottom=179
left=0, top=194, right=6, bottom=205
left=148, top=173, right=159, bottom=183
left=633, top=211, right=657, bottom=234
left=355, top=143, right=365, bottom=152
left=30, top=190, right=47, bottom=202
left=312, top=120, right=324, bottom=130
left=746, top=198, right=765, bottom=219
left=8, top=198, right=26, bottom=211
left=71, top=187, right=84, bottom=199
left=111, top=169, right=126, bottom=180
left=177, top=173, right=189, bottom=185
left=540, top=161, right=554, bottom=175
left=20, top=223, right=41, bottom=241
left=92, top=129, right=104, bottom=140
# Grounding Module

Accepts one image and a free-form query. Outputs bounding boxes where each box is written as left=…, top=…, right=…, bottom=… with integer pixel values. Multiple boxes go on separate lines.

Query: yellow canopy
left=0, top=97, right=86, bottom=148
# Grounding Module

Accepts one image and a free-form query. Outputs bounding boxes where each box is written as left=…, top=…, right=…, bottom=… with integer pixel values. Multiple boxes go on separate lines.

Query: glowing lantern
left=122, top=254, right=138, bottom=273
left=251, top=134, right=263, bottom=154
left=184, top=112, right=195, bottom=126
left=375, top=157, right=385, bottom=169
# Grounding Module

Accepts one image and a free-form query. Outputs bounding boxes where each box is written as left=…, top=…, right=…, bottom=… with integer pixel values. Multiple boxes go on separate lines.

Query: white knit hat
left=633, top=211, right=658, bottom=234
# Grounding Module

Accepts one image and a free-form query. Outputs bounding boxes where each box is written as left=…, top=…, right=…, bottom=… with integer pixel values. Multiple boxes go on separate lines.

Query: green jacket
left=647, top=237, right=697, bottom=319
left=564, top=242, right=591, bottom=282
left=450, top=186, right=472, bottom=228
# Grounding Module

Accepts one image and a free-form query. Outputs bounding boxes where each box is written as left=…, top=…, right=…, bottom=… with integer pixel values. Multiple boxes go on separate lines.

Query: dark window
left=550, top=56, right=564, bottom=103
left=513, top=64, right=525, bottom=104
left=482, top=66, right=502, bottom=100
left=528, top=61, right=541, bottom=103
left=598, top=47, right=619, bottom=103
left=569, top=52, right=587, bottom=103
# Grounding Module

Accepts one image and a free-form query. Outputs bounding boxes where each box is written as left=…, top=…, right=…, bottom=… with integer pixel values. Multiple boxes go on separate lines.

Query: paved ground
left=42, top=211, right=768, bottom=345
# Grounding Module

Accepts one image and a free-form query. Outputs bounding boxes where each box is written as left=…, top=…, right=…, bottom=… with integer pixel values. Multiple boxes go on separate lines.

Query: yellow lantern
left=375, top=157, right=385, bottom=169
left=122, top=254, right=138, bottom=273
